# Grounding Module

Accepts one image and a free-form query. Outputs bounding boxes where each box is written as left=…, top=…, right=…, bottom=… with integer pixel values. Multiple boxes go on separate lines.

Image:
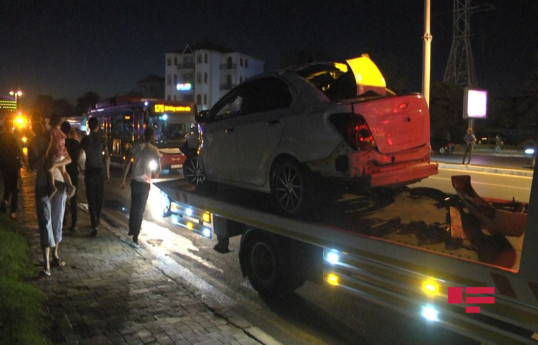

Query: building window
left=197, top=54, right=202, bottom=63
left=245, top=59, right=248, bottom=68
left=167, top=75, right=171, bottom=85
left=204, top=72, right=208, bottom=84
left=196, top=94, right=202, bottom=105
left=167, top=58, right=172, bottom=66
left=167, top=95, right=171, bottom=100
left=240, top=58, right=243, bottom=67
left=173, top=74, right=177, bottom=85
left=240, top=76, right=243, bottom=83
left=227, top=56, right=233, bottom=69
left=197, top=72, right=202, bottom=83
left=174, top=57, right=178, bottom=65
left=203, top=94, right=207, bottom=105
left=204, top=54, right=208, bottom=63
left=227, top=75, right=232, bottom=88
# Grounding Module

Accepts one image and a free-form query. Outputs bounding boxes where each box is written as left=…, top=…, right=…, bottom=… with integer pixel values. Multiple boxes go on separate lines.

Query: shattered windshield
left=295, top=62, right=357, bottom=101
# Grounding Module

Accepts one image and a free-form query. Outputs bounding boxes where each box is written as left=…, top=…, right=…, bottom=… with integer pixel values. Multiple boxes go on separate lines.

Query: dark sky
left=1, top=0, right=536, bottom=109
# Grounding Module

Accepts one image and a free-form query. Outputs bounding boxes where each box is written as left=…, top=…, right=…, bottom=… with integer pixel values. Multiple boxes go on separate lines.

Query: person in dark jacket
left=80, top=117, right=110, bottom=236
left=0, top=117, right=27, bottom=219
left=61, top=121, right=82, bottom=231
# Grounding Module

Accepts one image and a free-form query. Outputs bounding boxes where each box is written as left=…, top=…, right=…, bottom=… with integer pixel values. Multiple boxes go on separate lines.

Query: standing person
left=80, top=117, right=110, bottom=236
left=28, top=113, right=70, bottom=276
left=61, top=121, right=82, bottom=232
left=495, top=134, right=503, bottom=154
left=462, top=128, right=477, bottom=165
left=119, top=126, right=162, bottom=248
left=0, top=117, right=27, bottom=219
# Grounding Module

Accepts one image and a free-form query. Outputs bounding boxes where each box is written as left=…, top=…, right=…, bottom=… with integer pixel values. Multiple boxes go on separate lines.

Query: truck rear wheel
left=242, top=234, right=304, bottom=297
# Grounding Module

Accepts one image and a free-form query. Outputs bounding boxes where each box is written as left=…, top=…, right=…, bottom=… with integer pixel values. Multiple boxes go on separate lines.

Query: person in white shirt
left=119, top=126, right=162, bottom=247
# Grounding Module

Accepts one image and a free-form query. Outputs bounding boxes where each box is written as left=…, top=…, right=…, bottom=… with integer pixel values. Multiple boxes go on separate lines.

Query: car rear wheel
left=270, top=159, right=309, bottom=215
left=183, top=155, right=206, bottom=187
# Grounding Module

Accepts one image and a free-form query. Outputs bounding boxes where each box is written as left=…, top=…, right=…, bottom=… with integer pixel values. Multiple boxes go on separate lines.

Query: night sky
left=1, top=0, right=536, bottom=109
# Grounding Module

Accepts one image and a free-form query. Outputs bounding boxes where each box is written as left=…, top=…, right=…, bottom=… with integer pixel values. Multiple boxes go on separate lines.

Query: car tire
left=183, top=155, right=206, bottom=187
left=270, top=158, right=310, bottom=215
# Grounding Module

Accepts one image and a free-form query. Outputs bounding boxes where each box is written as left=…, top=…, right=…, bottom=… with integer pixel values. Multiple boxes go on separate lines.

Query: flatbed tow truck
left=155, top=163, right=538, bottom=344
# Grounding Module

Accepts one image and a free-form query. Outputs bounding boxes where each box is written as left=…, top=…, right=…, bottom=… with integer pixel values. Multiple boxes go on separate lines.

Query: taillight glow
left=330, top=113, right=375, bottom=151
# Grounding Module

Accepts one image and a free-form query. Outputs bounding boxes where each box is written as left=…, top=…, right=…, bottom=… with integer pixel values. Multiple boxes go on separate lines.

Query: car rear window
left=295, top=63, right=357, bottom=101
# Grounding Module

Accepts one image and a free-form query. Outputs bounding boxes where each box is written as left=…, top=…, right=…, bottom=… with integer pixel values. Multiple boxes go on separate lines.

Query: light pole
left=9, top=90, right=23, bottom=110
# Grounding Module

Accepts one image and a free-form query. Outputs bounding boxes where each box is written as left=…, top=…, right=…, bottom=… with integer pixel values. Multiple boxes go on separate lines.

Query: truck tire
left=183, top=155, right=206, bottom=187
left=242, top=233, right=304, bottom=297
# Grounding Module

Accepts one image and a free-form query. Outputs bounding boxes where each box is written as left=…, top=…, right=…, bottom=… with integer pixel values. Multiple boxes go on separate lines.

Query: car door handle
left=225, top=127, right=234, bottom=133
left=267, top=119, right=279, bottom=125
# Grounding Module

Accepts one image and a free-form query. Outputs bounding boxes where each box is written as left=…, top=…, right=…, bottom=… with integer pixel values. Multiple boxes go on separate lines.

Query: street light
left=9, top=90, right=23, bottom=110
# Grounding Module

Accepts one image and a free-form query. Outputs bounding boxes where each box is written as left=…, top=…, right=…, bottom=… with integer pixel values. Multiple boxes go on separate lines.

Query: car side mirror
left=195, top=110, right=210, bottom=123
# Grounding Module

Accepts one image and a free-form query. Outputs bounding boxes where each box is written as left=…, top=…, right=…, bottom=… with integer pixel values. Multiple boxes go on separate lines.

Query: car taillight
left=330, top=113, right=376, bottom=151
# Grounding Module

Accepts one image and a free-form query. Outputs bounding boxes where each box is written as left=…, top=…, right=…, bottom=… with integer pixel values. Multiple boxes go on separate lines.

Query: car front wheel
left=183, top=155, right=206, bottom=187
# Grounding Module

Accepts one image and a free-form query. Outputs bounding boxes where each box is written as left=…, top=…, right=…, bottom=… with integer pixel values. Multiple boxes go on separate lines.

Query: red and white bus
left=87, top=96, right=196, bottom=172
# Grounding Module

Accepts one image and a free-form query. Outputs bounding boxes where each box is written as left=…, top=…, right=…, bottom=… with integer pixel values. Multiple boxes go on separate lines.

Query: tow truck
left=154, top=160, right=538, bottom=344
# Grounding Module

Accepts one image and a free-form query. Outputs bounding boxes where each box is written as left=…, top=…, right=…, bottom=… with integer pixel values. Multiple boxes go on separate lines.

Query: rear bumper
left=160, top=153, right=186, bottom=170
left=368, top=161, right=438, bottom=187
left=348, top=145, right=438, bottom=187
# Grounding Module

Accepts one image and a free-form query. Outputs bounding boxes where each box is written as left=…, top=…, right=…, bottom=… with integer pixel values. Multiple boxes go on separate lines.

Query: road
left=97, top=160, right=534, bottom=345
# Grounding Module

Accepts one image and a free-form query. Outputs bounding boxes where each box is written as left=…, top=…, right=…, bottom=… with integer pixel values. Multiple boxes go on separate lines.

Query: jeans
left=85, top=169, right=104, bottom=229
left=1, top=168, right=19, bottom=212
left=129, top=180, right=151, bottom=239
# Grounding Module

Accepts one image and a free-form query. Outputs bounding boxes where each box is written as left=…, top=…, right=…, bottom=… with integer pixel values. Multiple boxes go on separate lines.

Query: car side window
left=240, top=77, right=292, bottom=115
left=212, top=77, right=292, bottom=121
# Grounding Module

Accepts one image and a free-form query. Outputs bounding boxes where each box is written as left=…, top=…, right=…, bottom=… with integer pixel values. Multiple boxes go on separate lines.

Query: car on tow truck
left=183, top=54, right=438, bottom=215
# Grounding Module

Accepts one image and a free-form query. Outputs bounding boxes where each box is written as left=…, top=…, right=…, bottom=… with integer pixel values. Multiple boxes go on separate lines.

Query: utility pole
left=444, top=0, right=493, bottom=130
left=422, top=0, right=432, bottom=106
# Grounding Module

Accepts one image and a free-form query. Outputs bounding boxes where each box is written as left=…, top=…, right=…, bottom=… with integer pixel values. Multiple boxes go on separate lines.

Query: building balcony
left=220, top=83, right=237, bottom=90
left=220, top=63, right=237, bottom=70
left=178, top=63, right=195, bottom=70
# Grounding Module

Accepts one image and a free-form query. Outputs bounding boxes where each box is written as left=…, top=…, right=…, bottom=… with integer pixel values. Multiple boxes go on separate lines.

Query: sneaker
left=90, top=228, right=98, bottom=237
left=51, top=257, right=65, bottom=267
left=40, top=269, right=51, bottom=277
left=66, top=185, right=76, bottom=199
left=132, top=241, right=140, bottom=249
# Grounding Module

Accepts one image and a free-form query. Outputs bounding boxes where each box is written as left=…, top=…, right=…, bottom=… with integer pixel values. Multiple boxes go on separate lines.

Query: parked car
left=431, top=138, right=455, bottom=154
left=183, top=54, right=438, bottom=214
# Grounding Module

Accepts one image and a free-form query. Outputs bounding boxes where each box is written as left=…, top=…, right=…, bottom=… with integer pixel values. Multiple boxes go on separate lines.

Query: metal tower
left=443, top=0, right=479, bottom=87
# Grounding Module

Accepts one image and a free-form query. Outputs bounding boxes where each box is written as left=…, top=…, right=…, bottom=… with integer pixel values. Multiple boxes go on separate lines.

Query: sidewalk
left=15, top=169, right=274, bottom=345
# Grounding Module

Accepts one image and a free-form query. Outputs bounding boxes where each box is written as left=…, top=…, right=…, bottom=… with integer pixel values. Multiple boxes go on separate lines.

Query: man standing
left=80, top=117, right=110, bottom=236
left=462, top=128, right=477, bottom=165
left=28, top=113, right=70, bottom=276
left=119, top=126, right=161, bottom=247
left=0, top=117, right=27, bottom=219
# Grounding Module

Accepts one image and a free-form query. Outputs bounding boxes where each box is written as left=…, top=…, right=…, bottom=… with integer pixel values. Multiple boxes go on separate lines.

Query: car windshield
left=295, top=62, right=357, bottom=101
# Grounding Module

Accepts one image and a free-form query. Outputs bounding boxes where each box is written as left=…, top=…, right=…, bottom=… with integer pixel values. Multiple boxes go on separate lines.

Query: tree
left=429, top=82, right=466, bottom=143
left=31, top=95, right=55, bottom=118
left=75, top=92, right=100, bottom=115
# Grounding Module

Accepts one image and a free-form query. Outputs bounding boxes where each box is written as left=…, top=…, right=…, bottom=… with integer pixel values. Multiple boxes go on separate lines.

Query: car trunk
left=352, top=94, right=430, bottom=154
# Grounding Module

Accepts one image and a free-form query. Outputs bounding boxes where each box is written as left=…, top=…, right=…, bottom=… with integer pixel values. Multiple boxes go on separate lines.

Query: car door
left=200, top=89, right=243, bottom=182
left=231, top=77, right=293, bottom=187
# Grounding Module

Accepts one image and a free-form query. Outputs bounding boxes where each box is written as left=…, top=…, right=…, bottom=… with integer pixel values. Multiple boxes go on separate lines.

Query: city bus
left=87, top=96, right=196, bottom=172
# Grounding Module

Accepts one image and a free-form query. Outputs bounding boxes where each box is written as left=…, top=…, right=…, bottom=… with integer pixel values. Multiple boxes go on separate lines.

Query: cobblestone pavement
left=14, top=169, right=276, bottom=345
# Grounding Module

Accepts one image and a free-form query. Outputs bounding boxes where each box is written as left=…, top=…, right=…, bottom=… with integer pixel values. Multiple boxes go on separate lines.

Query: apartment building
left=165, top=41, right=263, bottom=110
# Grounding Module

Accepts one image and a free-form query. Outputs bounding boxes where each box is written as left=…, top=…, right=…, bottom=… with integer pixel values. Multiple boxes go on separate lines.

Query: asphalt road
left=99, top=166, right=504, bottom=345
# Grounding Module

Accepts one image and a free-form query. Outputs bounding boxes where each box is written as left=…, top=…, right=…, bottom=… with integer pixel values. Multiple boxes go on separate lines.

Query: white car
left=184, top=55, right=438, bottom=214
